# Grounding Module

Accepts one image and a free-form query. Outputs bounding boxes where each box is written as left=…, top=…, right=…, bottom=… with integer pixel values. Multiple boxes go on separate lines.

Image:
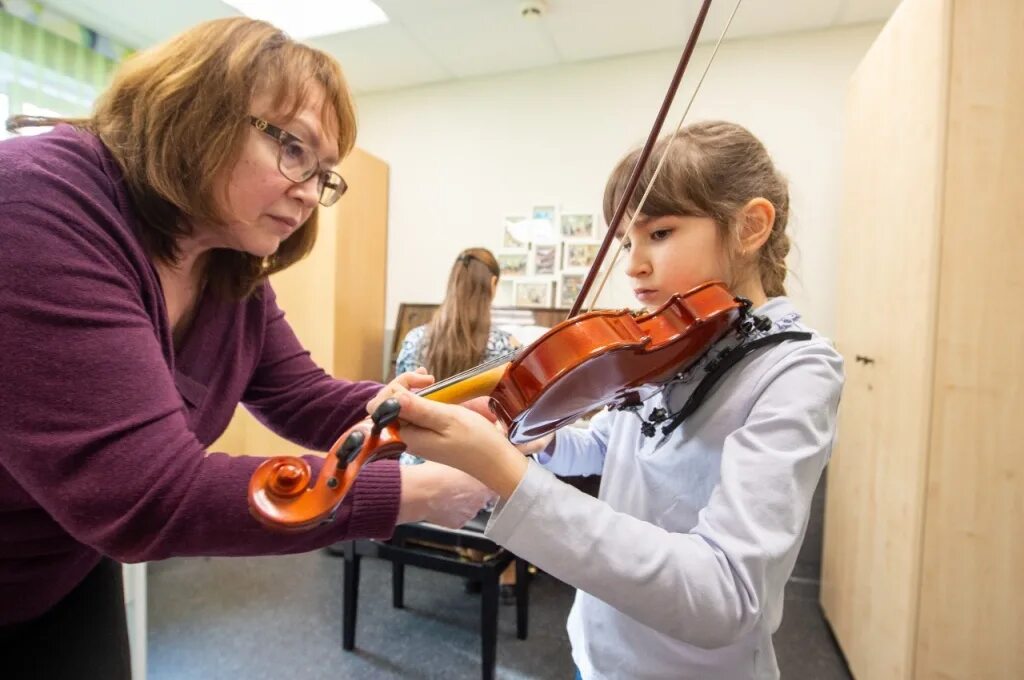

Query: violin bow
left=567, top=0, right=744, bottom=317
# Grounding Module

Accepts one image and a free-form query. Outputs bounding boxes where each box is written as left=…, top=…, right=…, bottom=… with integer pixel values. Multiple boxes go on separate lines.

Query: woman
left=0, top=17, right=491, bottom=678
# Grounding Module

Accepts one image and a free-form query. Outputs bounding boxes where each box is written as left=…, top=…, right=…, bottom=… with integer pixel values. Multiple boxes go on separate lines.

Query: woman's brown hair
left=423, top=248, right=501, bottom=381
left=7, top=17, right=356, bottom=299
left=602, top=120, right=791, bottom=297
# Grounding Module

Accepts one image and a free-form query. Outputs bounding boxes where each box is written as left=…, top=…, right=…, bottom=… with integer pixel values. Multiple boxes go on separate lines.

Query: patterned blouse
left=394, top=324, right=518, bottom=465
left=394, top=324, right=518, bottom=377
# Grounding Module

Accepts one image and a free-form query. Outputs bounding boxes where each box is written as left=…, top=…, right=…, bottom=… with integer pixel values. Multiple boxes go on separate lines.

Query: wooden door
left=819, top=0, right=951, bottom=677
left=331, top=147, right=389, bottom=383
left=914, top=1, right=1024, bottom=677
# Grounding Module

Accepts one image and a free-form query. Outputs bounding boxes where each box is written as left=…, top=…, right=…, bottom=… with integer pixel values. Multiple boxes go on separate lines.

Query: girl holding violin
left=0, top=17, right=492, bottom=677
left=368, top=121, right=845, bottom=679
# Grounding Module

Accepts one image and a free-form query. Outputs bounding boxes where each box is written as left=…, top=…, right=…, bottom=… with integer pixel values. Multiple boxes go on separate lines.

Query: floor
left=147, top=548, right=851, bottom=679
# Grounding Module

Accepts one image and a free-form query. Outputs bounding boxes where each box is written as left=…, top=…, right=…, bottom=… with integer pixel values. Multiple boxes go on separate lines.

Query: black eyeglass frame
left=248, top=115, right=347, bottom=207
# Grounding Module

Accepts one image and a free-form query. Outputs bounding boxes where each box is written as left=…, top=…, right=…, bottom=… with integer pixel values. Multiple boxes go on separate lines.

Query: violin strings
left=417, top=348, right=522, bottom=397
left=585, top=0, right=744, bottom=313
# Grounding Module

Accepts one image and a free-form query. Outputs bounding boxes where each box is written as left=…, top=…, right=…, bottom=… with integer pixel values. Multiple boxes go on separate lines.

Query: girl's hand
left=493, top=420, right=554, bottom=457
left=516, top=432, right=554, bottom=457
left=396, top=461, right=496, bottom=528
left=369, top=387, right=528, bottom=500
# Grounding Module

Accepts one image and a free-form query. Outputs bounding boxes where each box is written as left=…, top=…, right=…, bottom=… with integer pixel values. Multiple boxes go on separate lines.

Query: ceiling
left=42, top=0, right=901, bottom=93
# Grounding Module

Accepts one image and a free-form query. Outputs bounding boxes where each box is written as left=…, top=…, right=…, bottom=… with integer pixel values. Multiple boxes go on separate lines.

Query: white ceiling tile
left=309, top=23, right=452, bottom=92
left=400, top=2, right=561, bottom=79
left=545, top=0, right=698, bottom=62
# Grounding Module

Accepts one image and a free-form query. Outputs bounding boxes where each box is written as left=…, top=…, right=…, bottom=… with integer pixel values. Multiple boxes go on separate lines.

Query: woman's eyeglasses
left=249, top=116, right=347, bottom=207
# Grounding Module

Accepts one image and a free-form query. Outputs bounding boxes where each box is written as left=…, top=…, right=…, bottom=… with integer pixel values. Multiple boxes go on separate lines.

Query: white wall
left=355, top=23, right=883, bottom=341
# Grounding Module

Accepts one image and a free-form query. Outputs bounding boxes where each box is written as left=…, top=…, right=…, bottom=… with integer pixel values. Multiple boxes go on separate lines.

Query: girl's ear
left=737, top=197, right=775, bottom=255
left=490, top=275, right=498, bottom=298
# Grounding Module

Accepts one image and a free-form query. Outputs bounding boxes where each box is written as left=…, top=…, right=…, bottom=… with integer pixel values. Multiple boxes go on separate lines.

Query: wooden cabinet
left=211, top=147, right=389, bottom=457
left=820, top=1, right=1023, bottom=678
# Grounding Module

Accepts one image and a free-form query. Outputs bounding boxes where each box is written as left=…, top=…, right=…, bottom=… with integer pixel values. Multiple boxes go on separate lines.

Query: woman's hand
left=368, top=387, right=528, bottom=500
left=396, top=461, right=496, bottom=528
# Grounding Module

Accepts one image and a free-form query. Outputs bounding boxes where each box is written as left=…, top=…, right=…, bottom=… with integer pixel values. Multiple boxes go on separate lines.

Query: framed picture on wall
left=558, top=272, right=585, bottom=308
left=503, top=215, right=529, bottom=248
left=497, top=252, right=528, bottom=277
left=562, top=242, right=601, bottom=270
left=531, top=204, right=557, bottom=229
left=514, top=280, right=555, bottom=308
left=560, top=213, right=596, bottom=239
left=532, top=244, right=557, bottom=275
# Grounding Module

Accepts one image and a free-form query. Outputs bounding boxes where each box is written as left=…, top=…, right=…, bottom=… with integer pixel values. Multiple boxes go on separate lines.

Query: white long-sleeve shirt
left=486, top=297, right=844, bottom=679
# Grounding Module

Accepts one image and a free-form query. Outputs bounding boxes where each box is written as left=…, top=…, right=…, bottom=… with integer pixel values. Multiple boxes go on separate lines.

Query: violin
left=248, top=0, right=741, bottom=531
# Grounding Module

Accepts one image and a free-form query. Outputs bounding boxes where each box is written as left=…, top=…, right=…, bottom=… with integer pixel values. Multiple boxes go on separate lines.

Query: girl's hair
left=7, top=18, right=356, bottom=299
left=602, top=120, right=791, bottom=297
left=423, top=248, right=501, bottom=380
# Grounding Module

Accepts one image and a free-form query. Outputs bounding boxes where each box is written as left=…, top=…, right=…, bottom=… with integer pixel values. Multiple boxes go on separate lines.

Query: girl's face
left=207, top=88, right=340, bottom=257
left=619, top=214, right=731, bottom=311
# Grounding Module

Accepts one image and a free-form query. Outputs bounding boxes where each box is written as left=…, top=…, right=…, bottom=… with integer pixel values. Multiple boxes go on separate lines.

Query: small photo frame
left=503, top=215, right=529, bottom=248
left=514, top=280, right=554, bottom=308
left=497, top=252, right=528, bottom=277
left=560, top=213, right=596, bottom=239
left=531, top=204, right=557, bottom=225
left=532, top=244, right=557, bottom=275
left=562, top=242, right=601, bottom=270
left=558, top=272, right=585, bottom=308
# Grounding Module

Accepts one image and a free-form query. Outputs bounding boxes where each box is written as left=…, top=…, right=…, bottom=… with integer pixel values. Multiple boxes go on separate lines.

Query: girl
left=371, top=121, right=845, bottom=679
left=0, top=18, right=491, bottom=677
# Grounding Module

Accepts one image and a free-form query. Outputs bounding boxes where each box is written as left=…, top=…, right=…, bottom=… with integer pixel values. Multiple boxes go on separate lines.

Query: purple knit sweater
left=0, top=126, right=400, bottom=625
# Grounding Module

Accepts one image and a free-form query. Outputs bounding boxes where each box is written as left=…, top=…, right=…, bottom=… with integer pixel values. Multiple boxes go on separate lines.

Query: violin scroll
left=248, top=398, right=407, bottom=531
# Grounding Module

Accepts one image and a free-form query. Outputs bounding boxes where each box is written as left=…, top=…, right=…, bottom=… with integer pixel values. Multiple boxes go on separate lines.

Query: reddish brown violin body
left=491, top=281, right=742, bottom=442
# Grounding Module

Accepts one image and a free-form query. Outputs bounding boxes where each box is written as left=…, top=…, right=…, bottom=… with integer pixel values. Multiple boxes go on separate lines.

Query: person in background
left=394, top=247, right=522, bottom=601
left=395, top=247, right=518, bottom=382
left=0, top=18, right=492, bottom=678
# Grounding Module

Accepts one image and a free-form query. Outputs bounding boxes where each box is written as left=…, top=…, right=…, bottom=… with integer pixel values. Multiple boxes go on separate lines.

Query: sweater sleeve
left=486, top=343, right=843, bottom=648
left=0, top=198, right=399, bottom=563
left=241, top=283, right=383, bottom=452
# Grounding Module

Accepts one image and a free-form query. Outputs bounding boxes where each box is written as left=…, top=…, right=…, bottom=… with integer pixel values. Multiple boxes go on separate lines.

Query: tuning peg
left=336, top=430, right=366, bottom=468
left=370, top=398, right=401, bottom=436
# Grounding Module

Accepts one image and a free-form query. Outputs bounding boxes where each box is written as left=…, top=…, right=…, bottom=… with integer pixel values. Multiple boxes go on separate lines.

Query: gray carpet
left=148, top=549, right=849, bottom=679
